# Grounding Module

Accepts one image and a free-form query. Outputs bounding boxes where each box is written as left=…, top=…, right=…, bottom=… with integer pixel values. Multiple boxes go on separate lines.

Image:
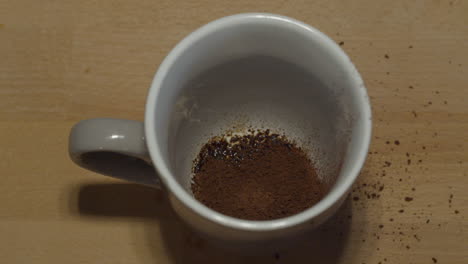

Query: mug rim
left=145, top=13, right=372, bottom=231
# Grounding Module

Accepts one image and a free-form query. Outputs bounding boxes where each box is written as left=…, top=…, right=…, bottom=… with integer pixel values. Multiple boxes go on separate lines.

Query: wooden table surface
left=1, top=0, right=467, bottom=263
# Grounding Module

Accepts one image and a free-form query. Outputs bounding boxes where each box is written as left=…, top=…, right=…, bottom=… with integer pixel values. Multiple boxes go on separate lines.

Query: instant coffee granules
left=191, top=130, right=327, bottom=220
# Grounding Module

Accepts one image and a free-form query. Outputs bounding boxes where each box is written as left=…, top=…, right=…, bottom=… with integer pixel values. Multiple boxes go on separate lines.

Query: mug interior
left=170, top=55, right=349, bottom=193
left=146, top=14, right=371, bottom=227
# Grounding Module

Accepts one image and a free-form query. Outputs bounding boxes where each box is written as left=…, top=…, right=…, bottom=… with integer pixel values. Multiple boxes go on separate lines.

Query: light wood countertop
left=1, top=0, right=467, bottom=263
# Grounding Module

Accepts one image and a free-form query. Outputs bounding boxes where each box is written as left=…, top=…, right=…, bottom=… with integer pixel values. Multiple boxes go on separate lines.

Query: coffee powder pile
left=191, top=130, right=326, bottom=220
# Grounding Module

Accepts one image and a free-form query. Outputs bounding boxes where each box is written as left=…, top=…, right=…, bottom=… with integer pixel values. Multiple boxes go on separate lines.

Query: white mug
left=69, top=13, right=371, bottom=244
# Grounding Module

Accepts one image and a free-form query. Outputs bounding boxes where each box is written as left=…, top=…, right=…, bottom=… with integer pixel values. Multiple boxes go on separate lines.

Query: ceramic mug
left=69, top=13, right=371, bottom=244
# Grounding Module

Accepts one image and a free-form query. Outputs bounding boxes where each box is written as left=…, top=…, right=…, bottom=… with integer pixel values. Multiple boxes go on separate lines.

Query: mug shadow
left=73, top=183, right=164, bottom=219
left=72, top=183, right=363, bottom=264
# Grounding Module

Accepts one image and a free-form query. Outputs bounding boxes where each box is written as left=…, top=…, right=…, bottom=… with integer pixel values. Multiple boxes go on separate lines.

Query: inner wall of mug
left=154, top=18, right=362, bottom=197
left=169, top=55, right=349, bottom=192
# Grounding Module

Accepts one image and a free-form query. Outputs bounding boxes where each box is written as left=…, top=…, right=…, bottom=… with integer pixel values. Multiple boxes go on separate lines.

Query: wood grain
left=0, top=0, right=467, bottom=263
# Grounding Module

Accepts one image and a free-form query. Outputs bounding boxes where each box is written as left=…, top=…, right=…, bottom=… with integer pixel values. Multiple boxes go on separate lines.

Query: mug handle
left=68, top=118, right=160, bottom=187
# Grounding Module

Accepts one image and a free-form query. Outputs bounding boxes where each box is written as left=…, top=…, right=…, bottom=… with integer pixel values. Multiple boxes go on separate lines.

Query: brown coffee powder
left=191, top=130, right=326, bottom=220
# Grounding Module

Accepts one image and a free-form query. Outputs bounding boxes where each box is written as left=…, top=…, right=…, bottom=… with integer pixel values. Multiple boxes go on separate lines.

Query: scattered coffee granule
left=399, top=209, right=405, bottom=213
left=274, top=253, right=280, bottom=260
left=339, top=41, right=344, bottom=46
left=455, top=210, right=459, bottom=214
left=405, top=197, right=414, bottom=202
left=394, top=140, right=400, bottom=145
left=432, top=257, right=438, bottom=263
left=384, top=54, right=389, bottom=59
left=191, top=130, right=327, bottom=220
